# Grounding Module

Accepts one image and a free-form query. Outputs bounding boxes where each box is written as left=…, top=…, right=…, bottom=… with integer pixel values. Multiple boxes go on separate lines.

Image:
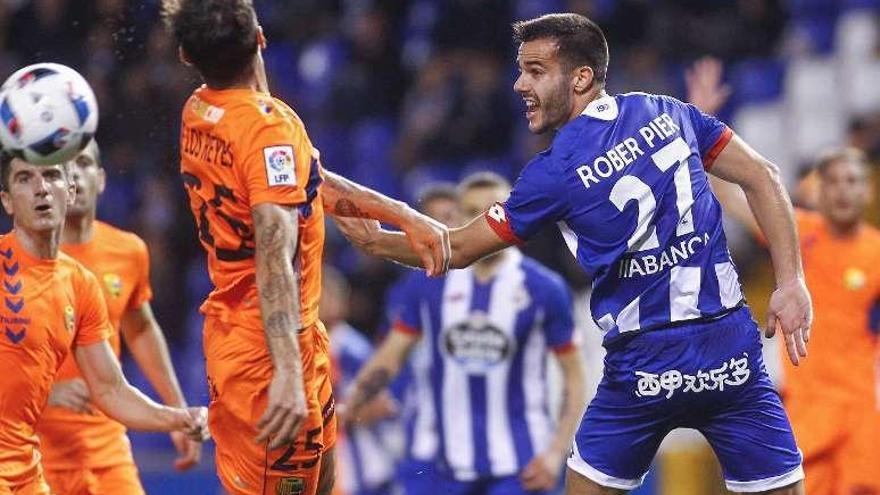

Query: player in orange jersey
left=715, top=148, right=880, bottom=495
left=163, top=2, right=449, bottom=494
left=689, top=60, right=880, bottom=495
left=34, top=140, right=202, bottom=495
left=0, top=153, right=208, bottom=495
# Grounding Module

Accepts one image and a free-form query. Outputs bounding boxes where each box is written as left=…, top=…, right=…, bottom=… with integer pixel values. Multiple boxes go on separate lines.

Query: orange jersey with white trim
left=179, top=87, right=325, bottom=331
left=36, top=221, right=153, bottom=469
left=782, top=210, right=880, bottom=404
left=0, top=233, right=111, bottom=487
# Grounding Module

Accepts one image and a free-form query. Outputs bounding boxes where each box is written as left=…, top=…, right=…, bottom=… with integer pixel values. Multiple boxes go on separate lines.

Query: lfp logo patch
left=263, top=145, right=296, bottom=187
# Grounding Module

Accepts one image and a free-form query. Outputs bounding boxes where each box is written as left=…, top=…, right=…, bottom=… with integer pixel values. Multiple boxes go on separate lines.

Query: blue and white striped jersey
left=330, top=323, right=398, bottom=493
left=486, top=93, right=743, bottom=345
left=395, top=250, right=575, bottom=481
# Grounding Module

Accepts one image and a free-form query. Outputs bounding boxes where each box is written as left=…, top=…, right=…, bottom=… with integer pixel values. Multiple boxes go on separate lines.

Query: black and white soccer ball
left=0, top=63, right=98, bottom=165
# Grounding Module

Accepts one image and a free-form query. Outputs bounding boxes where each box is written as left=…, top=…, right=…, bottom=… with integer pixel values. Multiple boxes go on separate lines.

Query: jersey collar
left=580, top=95, right=618, bottom=121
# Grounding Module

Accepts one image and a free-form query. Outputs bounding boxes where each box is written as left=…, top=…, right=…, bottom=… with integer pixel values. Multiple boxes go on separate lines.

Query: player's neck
left=827, top=218, right=861, bottom=239
left=568, top=87, right=607, bottom=124
left=473, top=250, right=509, bottom=282
left=62, top=212, right=96, bottom=244
left=14, top=225, right=60, bottom=259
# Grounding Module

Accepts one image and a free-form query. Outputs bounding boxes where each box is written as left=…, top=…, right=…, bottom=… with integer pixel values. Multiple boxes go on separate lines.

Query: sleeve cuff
left=484, top=204, right=524, bottom=245
left=703, top=126, right=734, bottom=172
left=393, top=320, right=421, bottom=336
left=551, top=341, right=577, bottom=355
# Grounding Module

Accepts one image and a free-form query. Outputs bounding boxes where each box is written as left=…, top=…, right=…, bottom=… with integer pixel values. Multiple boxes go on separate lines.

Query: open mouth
left=35, top=204, right=51, bottom=212
left=524, top=99, right=538, bottom=118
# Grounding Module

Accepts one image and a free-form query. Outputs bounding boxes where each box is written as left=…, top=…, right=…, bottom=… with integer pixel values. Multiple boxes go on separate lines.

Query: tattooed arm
left=343, top=329, right=419, bottom=423
left=322, top=170, right=451, bottom=276
left=252, top=202, right=308, bottom=450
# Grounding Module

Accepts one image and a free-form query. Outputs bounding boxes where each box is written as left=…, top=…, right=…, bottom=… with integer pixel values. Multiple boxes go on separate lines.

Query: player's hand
left=766, top=277, right=812, bottom=366
left=48, top=378, right=94, bottom=415
left=170, top=430, right=203, bottom=471
left=177, top=406, right=210, bottom=442
left=333, top=215, right=382, bottom=252
left=341, top=391, right=399, bottom=426
left=685, top=57, right=731, bottom=115
left=399, top=209, right=451, bottom=277
left=256, top=367, right=308, bottom=450
left=520, top=448, right=564, bottom=491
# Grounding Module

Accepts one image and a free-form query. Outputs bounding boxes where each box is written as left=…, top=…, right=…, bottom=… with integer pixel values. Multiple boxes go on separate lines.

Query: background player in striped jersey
left=343, top=172, right=587, bottom=495
left=36, top=140, right=200, bottom=495
left=322, top=267, right=400, bottom=495
left=380, top=182, right=463, bottom=495
left=336, top=13, right=811, bottom=494
left=0, top=154, right=207, bottom=495
left=164, top=1, right=449, bottom=494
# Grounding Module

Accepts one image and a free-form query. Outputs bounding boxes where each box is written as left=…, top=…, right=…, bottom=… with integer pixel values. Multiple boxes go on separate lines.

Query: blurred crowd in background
left=0, top=0, right=878, bottom=491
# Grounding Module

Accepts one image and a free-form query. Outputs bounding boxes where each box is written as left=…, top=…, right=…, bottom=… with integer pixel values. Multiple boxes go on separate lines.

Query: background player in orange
left=689, top=59, right=880, bottom=495
left=35, top=140, right=202, bottom=495
left=714, top=147, right=880, bottom=495
left=163, top=1, right=449, bottom=494
left=0, top=153, right=208, bottom=495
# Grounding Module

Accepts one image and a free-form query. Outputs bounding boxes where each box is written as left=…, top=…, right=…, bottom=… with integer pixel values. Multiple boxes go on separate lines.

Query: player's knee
left=564, top=468, right=628, bottom=495
left=316, top=449, right=336, bottom=495
left=756, top=480, right=805, bottom=495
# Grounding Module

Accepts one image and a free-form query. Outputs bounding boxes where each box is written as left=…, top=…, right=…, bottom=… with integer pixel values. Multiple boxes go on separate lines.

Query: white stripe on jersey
left=670, top=266, right=701, bottom=321
left=441, top=268, right=476, bottom=479
left=597, top=295, right=641, bottom=333
left=523, top=310, right=551, bottom=460
left=558, top=221, right=579, bottom=258
left=485, top=255, right=523, bottom=476
left=410, top=301, right=439, bottom=461
left=715, top=261, right=743, bottom=309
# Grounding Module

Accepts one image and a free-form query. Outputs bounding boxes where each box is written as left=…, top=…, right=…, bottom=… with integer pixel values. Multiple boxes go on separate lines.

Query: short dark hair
left=815, top=147, right=867, bottom=179
left=163, top=0, right=259, bottom=87
left=417, top=182, right=459, bottom=213
left=458, top=172, right=511, bottom=194
left=512, top=13, right=609, bottom=85
left=0, top=151, right=14, bottom=192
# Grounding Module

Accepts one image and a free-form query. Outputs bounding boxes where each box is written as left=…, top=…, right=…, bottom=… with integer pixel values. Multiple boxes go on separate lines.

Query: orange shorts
left=787, top=396, right=880, bottom=495
left=43, top=463, right=143, bottom=495
left=204, top=318, right=337, bottom=495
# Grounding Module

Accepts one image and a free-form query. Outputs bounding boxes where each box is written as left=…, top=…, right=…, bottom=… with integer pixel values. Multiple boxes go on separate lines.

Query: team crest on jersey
left=103, top=273, right=122, bottom=298
left=64, top=305, right=75, bottom=334
left=276, top=477, right=304, bottom=495
left=263, top=146, right=296, bottom=187
left=844, top=267, right=866, bottom=291
left=442, top=311, right=514, bottom=373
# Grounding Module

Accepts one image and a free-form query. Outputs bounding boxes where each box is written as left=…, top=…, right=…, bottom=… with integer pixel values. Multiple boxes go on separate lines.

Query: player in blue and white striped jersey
left=343, top=174, right=587, bottom=495
left=335, top=13, right=812, bottom=495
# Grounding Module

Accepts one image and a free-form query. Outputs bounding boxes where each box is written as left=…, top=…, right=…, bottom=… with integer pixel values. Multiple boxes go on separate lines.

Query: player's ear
left=257, top=26, right=267, bottom=50
left=178, top=46, right=192, bottom=66
left=0, top=190, right=12, bottom=216
left=573, top=65, right=594, bottom=95
left=96, top=167, right=106, bottom=195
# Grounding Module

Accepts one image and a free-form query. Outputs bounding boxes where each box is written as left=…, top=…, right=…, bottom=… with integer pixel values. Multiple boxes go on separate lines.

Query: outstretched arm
left=710, top=135, right=812, bottom=365
left=121, top=303, right=201, bottom=470
left=334, top=212, right=509, bottom=270
left=74, top=340, right=206, bottom=437
left=322, top=170, right=450, bottom=275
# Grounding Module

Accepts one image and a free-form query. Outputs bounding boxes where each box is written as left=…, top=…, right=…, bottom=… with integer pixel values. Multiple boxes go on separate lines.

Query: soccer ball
left=0, top=63, right=98, bottom=165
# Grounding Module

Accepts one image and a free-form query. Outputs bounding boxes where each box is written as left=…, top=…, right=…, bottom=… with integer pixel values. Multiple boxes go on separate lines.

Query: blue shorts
left=568, top=308, right=803, bottom=493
